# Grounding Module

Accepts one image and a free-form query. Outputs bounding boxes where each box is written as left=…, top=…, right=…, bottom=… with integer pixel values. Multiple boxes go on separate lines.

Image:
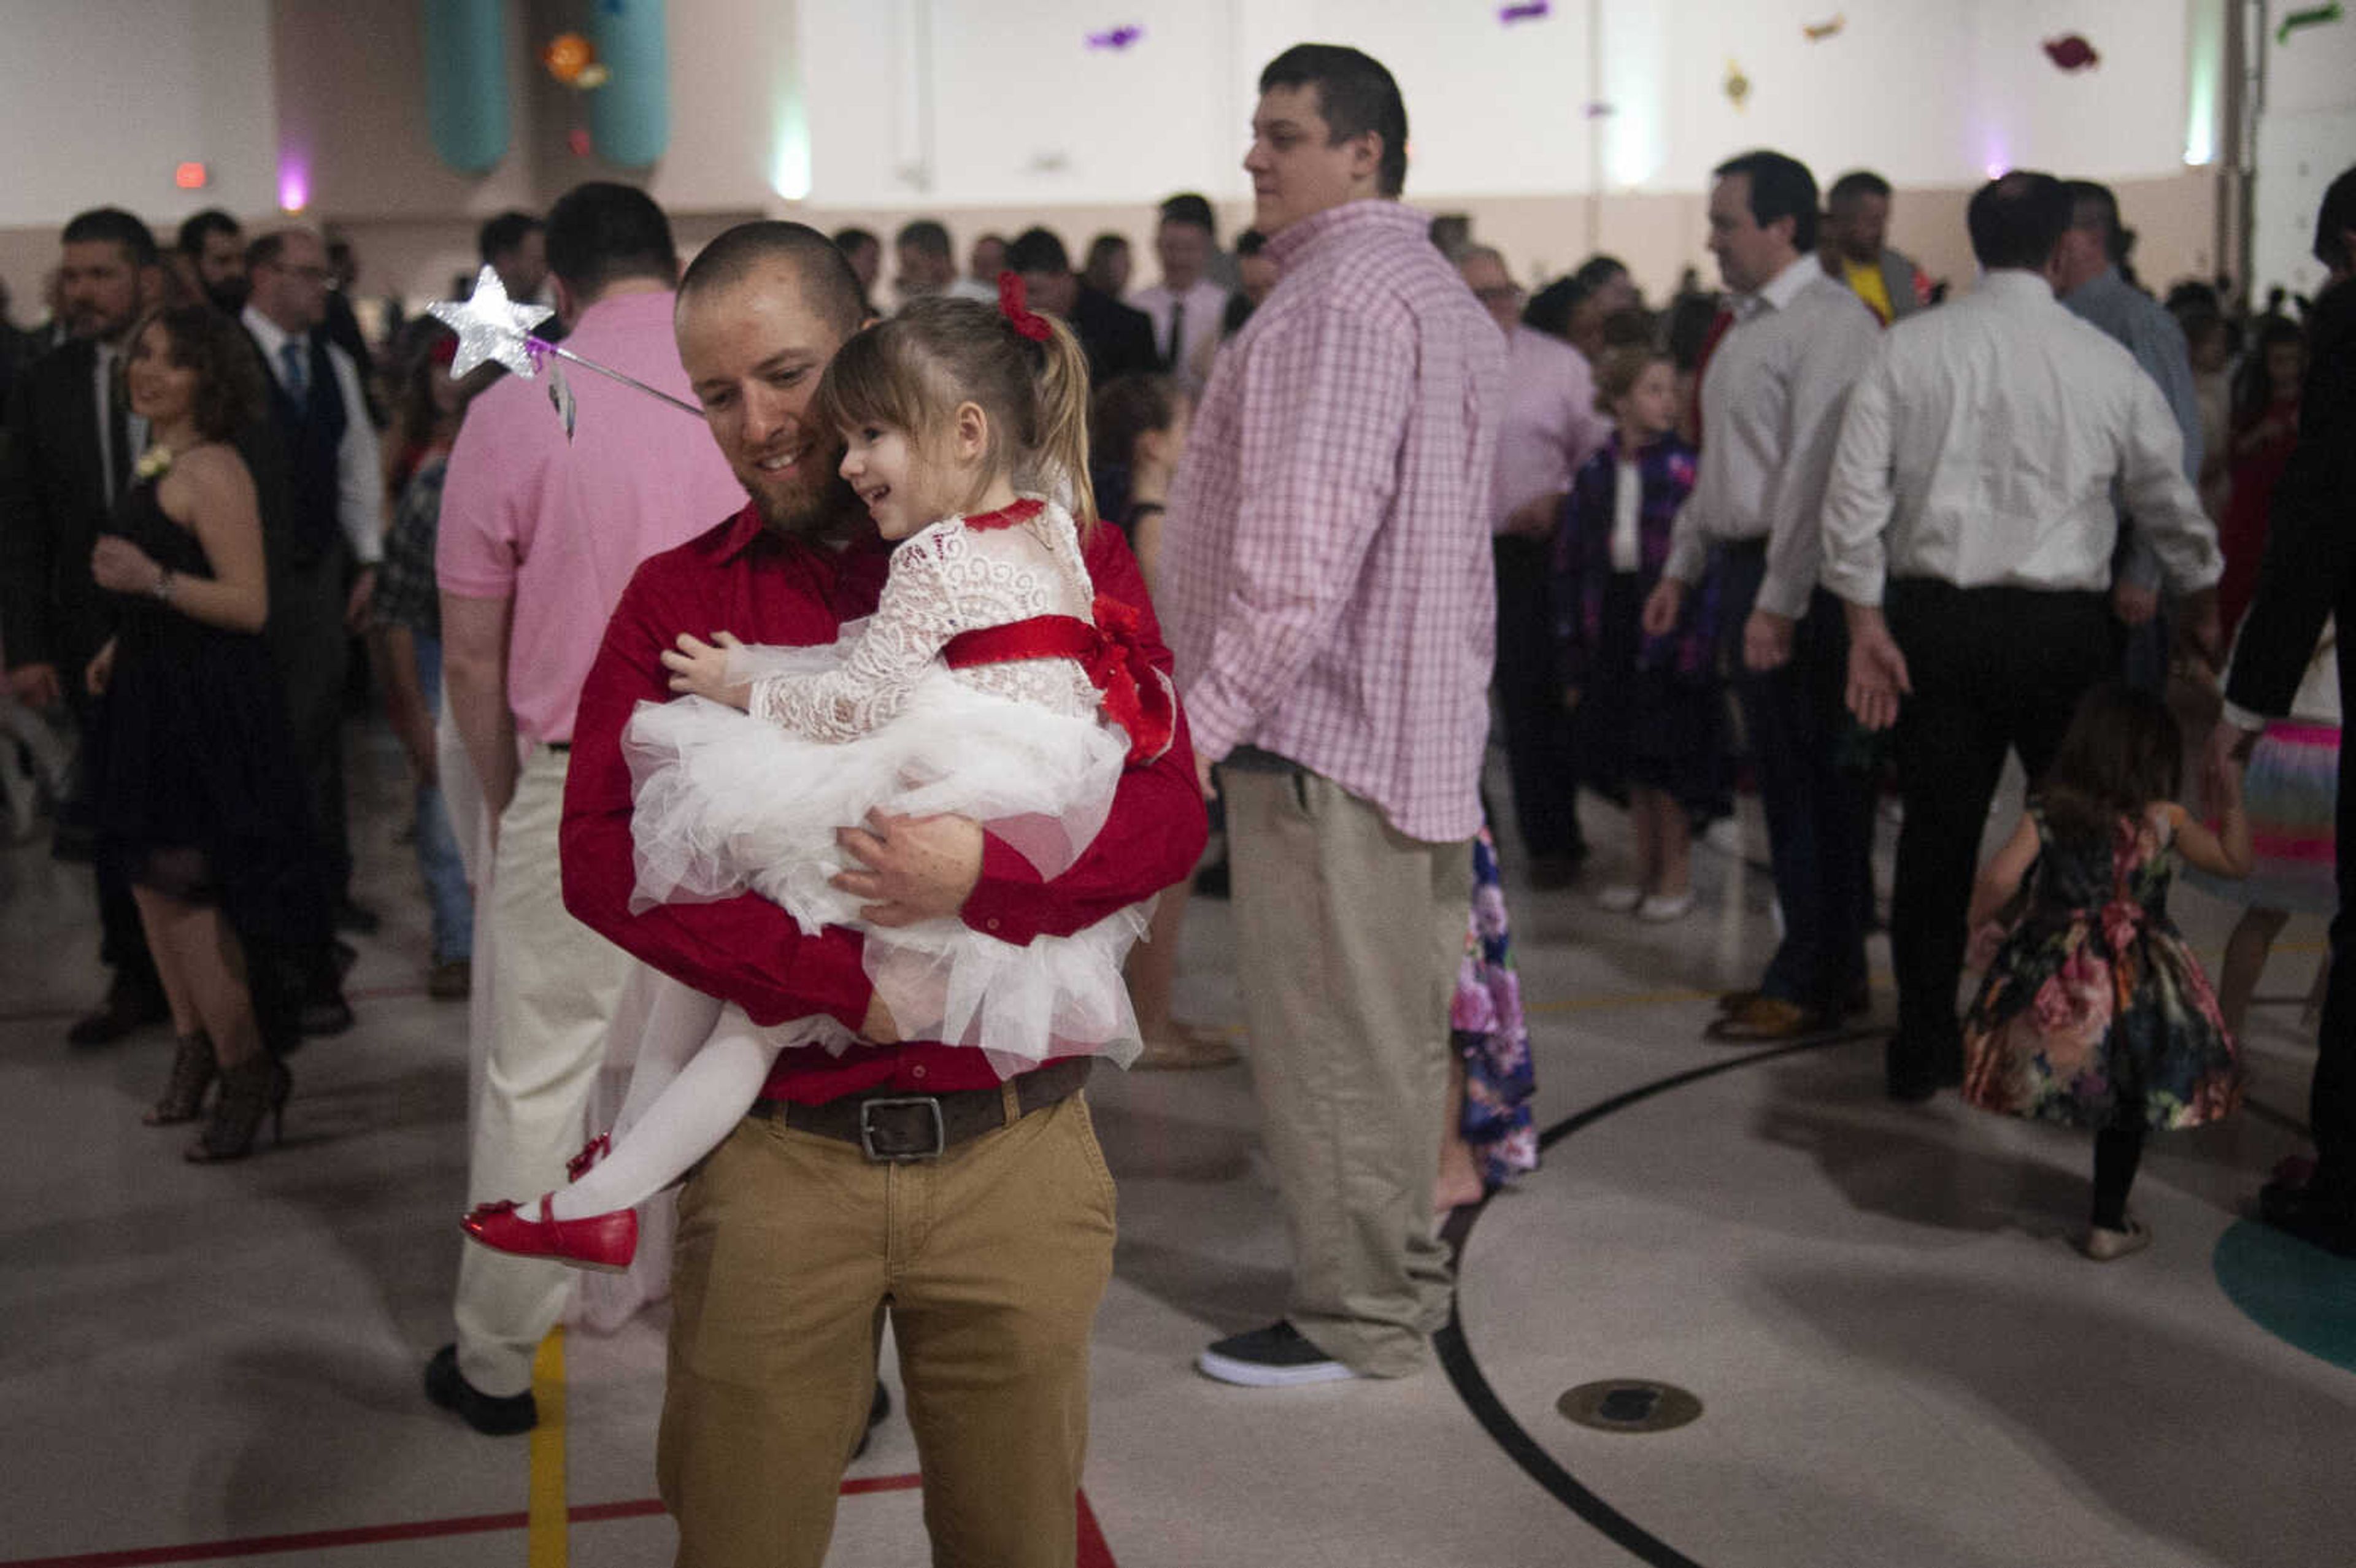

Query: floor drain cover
left=1557, top=1380, right=1703, bottom=1434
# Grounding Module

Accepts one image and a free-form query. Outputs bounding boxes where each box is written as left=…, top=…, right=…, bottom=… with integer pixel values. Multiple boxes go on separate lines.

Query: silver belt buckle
left=859, top=1096, right=947, bottom=1162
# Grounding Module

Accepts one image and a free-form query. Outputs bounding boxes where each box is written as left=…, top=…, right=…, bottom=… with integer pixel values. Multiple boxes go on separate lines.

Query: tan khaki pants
left=453, top=748, right=637, bottom=1396
left=1223, top=767, right=1466, bottom=1377
left=660, top=1093, right=1117, bottom=1568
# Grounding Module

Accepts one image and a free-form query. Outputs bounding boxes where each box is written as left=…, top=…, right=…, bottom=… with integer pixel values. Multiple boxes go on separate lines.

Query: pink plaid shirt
left=1163, top=199, right=1503, bottom=843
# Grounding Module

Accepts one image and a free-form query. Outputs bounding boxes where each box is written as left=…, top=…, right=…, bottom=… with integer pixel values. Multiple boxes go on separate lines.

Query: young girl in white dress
left=464, top=290, right=1172, bottom=1269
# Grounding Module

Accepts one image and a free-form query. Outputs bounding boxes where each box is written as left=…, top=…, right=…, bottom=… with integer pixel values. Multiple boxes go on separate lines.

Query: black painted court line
left=1435, top=1028, right=1882, bottom=1568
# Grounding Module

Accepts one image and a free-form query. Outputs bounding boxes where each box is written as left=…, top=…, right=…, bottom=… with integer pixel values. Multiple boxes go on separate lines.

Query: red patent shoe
left=566, top=1133, right=611, bottom=1182
left=462, top=1195, right=638, bottom=1272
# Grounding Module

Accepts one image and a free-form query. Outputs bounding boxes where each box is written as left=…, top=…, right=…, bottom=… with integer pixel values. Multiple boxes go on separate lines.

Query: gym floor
left=4, top=726, right=2349, bottom=1568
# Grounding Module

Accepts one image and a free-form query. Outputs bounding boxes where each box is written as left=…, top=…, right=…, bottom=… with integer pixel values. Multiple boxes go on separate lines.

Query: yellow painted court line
left=528, top=1328, right=568, bottom=1568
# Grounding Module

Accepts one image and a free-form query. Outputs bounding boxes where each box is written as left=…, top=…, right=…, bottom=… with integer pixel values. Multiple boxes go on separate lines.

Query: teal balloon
left=422, top=0, right=509, bottom=175
left=590, top=0, right=669, bottom=169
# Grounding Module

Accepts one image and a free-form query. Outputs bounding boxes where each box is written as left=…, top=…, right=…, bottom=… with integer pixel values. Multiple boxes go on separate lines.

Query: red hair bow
left=996, top=271, right=1053, bottom=342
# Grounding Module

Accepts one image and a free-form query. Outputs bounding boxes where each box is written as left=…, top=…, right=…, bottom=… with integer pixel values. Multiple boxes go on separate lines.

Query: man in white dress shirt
left=1642, top=150, right=1882, bottom=1041
left=1822, top=172, right=2221, bottom=1101
left=242, top=227, right=383, bottom=942
left=1128, top=193, right=1230, bottom=398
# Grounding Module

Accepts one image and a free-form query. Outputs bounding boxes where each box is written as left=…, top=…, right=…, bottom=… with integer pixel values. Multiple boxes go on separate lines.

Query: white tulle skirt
left=621, top=640, right=1145, bottom=1077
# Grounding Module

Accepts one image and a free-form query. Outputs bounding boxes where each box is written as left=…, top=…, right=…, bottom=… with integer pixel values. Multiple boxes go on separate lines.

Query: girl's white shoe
left=1593, top=883, right=1643, bottom=913
left=1637, top=891, right=1695, bottom=923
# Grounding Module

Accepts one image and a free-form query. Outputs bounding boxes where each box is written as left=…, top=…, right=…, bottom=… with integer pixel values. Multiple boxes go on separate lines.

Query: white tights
left=548, top=975, right=784, bottom=1220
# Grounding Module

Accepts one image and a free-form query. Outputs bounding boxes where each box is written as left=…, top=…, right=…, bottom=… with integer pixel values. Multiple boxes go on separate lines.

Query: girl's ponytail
left=1030, top=313, right=1098, bottom=529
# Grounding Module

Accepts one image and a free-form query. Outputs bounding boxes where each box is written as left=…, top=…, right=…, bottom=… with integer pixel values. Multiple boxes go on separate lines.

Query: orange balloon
left=542, top=33, right=593, bottom=84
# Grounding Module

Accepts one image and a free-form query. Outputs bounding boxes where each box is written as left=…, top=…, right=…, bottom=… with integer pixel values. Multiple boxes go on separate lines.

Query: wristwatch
left=151, top=567, right=175, bottom=604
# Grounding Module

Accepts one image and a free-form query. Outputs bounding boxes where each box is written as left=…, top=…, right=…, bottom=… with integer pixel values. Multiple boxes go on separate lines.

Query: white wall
left=796, top=0, right=2207, bottom=210
left=0, top=0, right=2247, bottom=315
left=2250, top=4, right=2356, bottom=302
left=0, top=0, right=279, bottom=227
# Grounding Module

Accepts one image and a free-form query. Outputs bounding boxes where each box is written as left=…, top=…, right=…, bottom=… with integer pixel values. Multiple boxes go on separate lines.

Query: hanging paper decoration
left=2042, top=34, right=2100, bottom=71
left=1582, top=101, right=1616, bottom=118
left=543, top=32, right=596, bottom=83
left=1803, top=14, right=1846, bottom=41
left=567, top=126, right=594, bottom=158
left=431, top=267, right=701, bottom=440
left=422, top=0, right=509, bottom=175
left=1085, top=25, right=1142, bottom=50
left=1723, top=60, right=1751, bottom=110
left=2276, top=2, right=2343, bottom=44
left=589, top=0, right=668, bottom=168
left=1499, top=1, right=1551, bottom=20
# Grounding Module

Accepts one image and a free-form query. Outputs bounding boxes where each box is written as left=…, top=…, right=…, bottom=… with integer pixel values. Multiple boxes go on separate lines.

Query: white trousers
left=451, top=748, right=636, bottom=1398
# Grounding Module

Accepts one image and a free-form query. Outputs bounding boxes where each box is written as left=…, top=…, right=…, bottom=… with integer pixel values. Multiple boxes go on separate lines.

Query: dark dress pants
left=1492, top=534, right=1585, bottom=864
left=1720, top=544, right=1872, bottom=1010
left=2311, top=674, right=2356, bottom=1206
left=1884, top=580, right=2116, bottom=1091
left=267, top=547, right=353, bottom=906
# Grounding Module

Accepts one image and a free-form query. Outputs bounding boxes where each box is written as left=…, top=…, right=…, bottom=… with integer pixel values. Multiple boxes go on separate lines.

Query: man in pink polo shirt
left=426, top=183, right=745, bottom=1432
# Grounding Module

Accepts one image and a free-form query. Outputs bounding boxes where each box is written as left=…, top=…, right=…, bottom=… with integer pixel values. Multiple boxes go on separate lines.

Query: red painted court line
left=1, top=1477, right=1121, bottom=1568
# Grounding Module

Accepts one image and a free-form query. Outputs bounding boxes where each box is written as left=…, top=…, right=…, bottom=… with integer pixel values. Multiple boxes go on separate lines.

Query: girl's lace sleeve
left=747, top=529, right=964, bottom=740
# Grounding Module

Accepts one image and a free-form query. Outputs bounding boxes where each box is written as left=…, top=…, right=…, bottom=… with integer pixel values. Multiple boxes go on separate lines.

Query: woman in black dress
left=84, top=305, right=328, bottom=1160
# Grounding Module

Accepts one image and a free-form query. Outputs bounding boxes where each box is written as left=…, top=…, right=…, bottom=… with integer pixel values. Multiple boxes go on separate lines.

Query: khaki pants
left=453, top=748, right=637, bottom=1397
left=660, top=1093, right=1117, bottom=1568
left=1223, top=767, right=1466, bottom=1377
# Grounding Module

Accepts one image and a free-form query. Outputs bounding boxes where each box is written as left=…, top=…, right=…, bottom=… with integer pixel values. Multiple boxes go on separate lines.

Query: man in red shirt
left=560, top=221, right=1206, bottom=1567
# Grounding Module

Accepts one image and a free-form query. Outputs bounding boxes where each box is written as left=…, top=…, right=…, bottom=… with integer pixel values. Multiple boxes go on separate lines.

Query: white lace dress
left=621, top=498, right=1146, bottom=1075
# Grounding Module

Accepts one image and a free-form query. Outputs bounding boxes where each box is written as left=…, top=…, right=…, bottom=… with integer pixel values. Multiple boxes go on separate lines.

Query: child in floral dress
left=1962, top=684, right=2251, bottom=1260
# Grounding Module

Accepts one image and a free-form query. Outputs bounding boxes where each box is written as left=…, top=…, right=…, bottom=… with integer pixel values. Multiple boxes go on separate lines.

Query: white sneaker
left=1637, top=891, right=1695, bottom=923
left=1593, top=883, right=1643, bottom=913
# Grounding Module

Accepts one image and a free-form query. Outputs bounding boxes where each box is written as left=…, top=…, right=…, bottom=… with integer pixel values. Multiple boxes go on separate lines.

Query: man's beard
left=753, top=465, right=866, bottom=545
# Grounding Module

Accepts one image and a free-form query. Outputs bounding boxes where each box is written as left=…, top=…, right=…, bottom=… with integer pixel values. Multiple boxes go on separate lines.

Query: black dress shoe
left=66, top=982, right=169, bottom=1047
left=2257, top=1184, right=2356, bottom=1258
left=298, top=995, right=355, bottom=1038
left=852, top=1382, right=891, bottom=1459
left=1526, top=851, right=1586, bottom=891
left=334, top=898, right=381, bottom=936
left=425, top=1343, right=537, bottom=1435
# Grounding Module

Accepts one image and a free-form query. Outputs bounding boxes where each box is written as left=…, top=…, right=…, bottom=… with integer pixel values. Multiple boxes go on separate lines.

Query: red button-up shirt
left=560, top=502, right=1207, bottom=1104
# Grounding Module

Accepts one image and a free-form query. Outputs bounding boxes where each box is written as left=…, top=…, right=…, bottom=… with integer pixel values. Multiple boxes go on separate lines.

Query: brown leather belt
left=749, top=1055, right=1093, bottom=1161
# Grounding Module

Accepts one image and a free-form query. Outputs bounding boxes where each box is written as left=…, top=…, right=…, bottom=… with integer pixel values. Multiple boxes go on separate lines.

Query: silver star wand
left=429, top=265, right=701, bottom=439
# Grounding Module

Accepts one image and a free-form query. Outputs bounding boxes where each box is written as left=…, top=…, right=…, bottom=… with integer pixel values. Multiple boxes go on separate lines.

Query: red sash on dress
left=943, top=498, right=1176, bottom=764
left=942, top=605, right=1176, bottom=766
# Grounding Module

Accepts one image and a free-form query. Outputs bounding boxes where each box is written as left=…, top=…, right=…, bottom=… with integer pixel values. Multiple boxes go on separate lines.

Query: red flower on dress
left=996, top=272, right=1053, bottom=342
left=2030, top=943, right=2114, bottom=1072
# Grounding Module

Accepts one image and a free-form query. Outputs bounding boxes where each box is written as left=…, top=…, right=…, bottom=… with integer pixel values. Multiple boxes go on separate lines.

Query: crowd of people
left=4, top=34, right=2353, bottom=1567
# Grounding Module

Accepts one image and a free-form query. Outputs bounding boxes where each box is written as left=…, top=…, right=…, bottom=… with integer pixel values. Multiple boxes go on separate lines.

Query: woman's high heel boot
left=144, top=1032, right=215, bottom=1126
left=186, top=1053, right=291, bottom=1163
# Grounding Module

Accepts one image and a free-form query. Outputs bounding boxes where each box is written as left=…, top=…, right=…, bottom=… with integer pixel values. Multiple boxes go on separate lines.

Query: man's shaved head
left=678, top=221, right=868, bottom=339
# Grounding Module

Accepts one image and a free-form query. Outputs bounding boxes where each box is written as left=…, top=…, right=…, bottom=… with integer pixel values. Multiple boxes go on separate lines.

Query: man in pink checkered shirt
left=1163, top=43, right=1504, bottom=1389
